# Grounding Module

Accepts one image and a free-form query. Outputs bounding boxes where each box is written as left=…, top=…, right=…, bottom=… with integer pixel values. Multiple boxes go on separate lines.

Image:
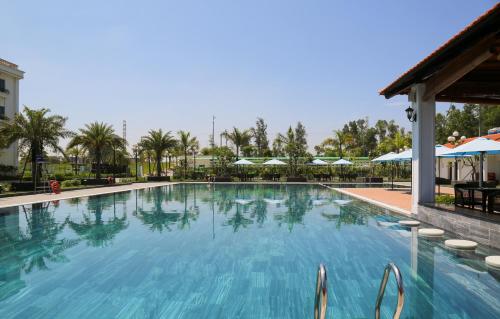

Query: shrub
left=61, top=179, right=81, bottom=188
left=0, top=164, right=17, bottom=177
left=0, top=183, right=11, bottom=192
left=435, top=194, right=454, bottom=205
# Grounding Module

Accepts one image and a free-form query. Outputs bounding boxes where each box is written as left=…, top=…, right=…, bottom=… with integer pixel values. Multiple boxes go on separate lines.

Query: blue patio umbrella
left=440, top=137, right=500, bottom=187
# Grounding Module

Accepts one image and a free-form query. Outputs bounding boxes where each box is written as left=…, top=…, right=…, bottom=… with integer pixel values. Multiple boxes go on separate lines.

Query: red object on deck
left=50, top=180, right=61, bottom=194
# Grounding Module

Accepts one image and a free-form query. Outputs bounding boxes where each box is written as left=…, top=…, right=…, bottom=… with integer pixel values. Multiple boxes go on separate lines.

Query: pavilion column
left=411, top=83, right=436, bottom=212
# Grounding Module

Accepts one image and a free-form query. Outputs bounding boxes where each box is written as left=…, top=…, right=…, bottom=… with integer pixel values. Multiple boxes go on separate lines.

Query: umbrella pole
left=479, top=152, right=484, bottom=188
left=391, top=162, right=394, bottom=190
left=438, top=157, right=441, bottom=195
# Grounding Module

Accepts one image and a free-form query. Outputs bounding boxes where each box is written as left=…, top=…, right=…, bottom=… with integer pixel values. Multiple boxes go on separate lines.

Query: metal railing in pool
left=314, top=262, right=404, bottom=319
left=375, top=262, right=405, bottom=319
left=314, top=263, right=328, bottom=319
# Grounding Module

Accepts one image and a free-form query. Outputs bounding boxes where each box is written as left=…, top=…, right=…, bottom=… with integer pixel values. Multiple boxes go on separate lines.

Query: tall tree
left=374, top=120, right=388, bottom=142
left=251, top=118, right=269, bottom=156
left=481, top=105, right=500, bottom=133
left=0, top=106, right=72, bottom=183
left=294, top=122, right=308, bottom=155
left=68, top=122, right=125, bottom=179
left=223, top=127, right=251, bottom=160
left=333, top=130, right=350, bottom=158
left=177, top=131, right=198, bottom=178
left=272, top=134, right=285, bottom=157
left=281, top=122, right=309, bottom=176
left=141, top=129, right=176, bottom=177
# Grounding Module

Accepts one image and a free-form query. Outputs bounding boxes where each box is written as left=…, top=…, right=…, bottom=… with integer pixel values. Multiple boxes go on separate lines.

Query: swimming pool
left=0, top=184, right=498, bottom=318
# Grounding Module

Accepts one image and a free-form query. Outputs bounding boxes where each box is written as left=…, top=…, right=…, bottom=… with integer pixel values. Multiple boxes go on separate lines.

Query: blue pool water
left=0, top=184, right=498, bottom=318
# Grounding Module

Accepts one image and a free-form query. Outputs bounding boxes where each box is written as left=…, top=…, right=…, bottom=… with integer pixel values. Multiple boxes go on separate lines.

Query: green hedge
left=61, top=179, right=82, bottom=188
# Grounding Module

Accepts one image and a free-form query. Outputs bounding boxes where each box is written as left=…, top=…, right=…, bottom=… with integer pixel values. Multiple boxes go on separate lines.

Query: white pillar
left=411, top=83, right=436, bottom=211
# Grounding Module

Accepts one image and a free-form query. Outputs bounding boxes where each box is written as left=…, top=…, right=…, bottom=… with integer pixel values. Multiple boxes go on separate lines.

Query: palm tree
left=0, top=106, right=72, bottom=184
left=141, top=129, right=176, bottom=177
left=177, top=131, right=198, bottom=178
left=333, top=130, right=351, bottom=158
left=68, top=122, right=124, bottom=179
left=65, top=145, right=86, bottom=175
left=224, top=127, right=251, bottom=160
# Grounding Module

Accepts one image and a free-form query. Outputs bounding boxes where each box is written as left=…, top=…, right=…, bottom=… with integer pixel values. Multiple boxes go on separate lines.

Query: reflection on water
left=66, top=194, right=129, bottom=247
left=0, top=184, right=499, bottom=318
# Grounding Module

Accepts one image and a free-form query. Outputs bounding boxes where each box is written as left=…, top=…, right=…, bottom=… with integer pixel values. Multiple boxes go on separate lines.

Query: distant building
left=0, top=58, right=24, bottom=167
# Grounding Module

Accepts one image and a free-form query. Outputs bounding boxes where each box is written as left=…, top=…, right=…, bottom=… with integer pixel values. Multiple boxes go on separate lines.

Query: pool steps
left=315, top=263, right=405, bottom=319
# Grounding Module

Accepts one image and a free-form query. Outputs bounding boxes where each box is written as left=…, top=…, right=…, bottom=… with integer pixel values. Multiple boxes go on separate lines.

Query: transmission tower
left=122, top=120, right=127, bottom=144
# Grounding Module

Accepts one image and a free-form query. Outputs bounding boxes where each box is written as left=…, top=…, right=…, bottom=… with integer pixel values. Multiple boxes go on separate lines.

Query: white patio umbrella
left=392, top=149, right=412, bottom=162
left=440, top=137, right=500, bottom=187
left=233, top=159, right=254, bottom=180
left=333, top=159, right=352, bottom=181
left=263, top=159, right=286, bottom=165
left=332, top=159, right=353, bottom=165
left=311, top=159, right=328, bottom=165
left=371, top=152, right=397, bottom=163
left=234, top=159, right=254, bottom=165
left=371, top=152, right=403, bottom=189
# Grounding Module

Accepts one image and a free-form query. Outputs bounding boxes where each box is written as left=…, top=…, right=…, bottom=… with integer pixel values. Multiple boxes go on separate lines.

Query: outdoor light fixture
left=405, top=106, right=417, bottom=122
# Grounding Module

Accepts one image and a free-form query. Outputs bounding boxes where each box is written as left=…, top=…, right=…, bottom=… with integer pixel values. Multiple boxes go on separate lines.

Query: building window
left=0, top=106, right=5, bottom=119
left=0, top=79, right=5, bottom=93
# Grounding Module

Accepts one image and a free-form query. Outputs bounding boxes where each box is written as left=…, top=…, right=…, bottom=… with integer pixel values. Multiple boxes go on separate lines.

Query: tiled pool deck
left=0, top=182, right=174, bottom=208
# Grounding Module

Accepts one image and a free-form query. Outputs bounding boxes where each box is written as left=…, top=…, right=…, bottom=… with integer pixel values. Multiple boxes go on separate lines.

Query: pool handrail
left=314, top=263, right=328, bottom=319
left=375, top=262, right=405, bottom=319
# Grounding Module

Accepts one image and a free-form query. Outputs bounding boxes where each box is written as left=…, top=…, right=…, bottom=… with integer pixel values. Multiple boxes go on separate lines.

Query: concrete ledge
left=417, top=204, right=500, bottom=249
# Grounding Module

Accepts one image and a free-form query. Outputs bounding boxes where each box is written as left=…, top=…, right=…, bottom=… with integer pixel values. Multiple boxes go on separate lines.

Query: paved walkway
left=0, top=182, right=174, bottom=208
left=338, top=188, right=413, bottom=215
left=331, top=185, right=454, bottom=216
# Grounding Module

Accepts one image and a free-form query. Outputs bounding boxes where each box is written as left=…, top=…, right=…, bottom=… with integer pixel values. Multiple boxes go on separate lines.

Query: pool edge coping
left=320, top=184, right=412, bottom=217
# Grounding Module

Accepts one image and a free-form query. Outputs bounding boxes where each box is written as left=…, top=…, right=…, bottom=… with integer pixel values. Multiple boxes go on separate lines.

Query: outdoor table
left=468, top=187, right=499, bottom=212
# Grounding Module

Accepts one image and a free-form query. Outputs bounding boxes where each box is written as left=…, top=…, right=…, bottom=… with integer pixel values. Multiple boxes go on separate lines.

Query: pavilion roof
left=380, top=3, right=500, bottom=104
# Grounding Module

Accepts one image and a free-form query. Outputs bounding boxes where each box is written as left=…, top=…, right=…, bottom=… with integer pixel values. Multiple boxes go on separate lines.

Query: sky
left=1, top=0, right=496, bottom=150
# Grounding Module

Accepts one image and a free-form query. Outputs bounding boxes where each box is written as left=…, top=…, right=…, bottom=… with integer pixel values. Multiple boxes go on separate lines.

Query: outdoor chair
left=487, top=190, right=500, bottom=214
left=454, top=184, right=478, bottom=208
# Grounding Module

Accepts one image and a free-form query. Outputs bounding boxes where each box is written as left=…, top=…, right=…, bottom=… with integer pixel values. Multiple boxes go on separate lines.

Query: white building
left=437, top=132, right=500, bottom=184
left=0, top=58, right=24, bottom=168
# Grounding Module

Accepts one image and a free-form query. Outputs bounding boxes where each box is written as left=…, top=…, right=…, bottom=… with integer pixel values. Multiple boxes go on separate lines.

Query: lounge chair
left=487, top=190, right=500, bottom=214
left=454, top=184, right=478, bottom=208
